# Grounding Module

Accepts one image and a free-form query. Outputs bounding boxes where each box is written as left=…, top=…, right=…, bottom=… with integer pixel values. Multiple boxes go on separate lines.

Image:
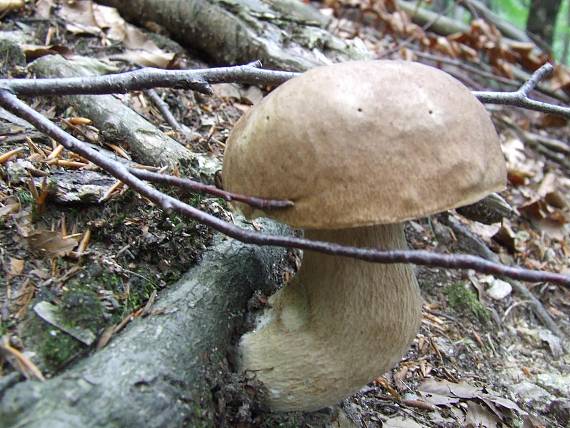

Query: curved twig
left=129, top=168, right=294, bottom=210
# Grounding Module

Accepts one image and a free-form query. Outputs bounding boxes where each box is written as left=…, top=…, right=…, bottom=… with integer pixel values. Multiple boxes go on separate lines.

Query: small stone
left=511, top=381, right=554, bottom=412
left=535, top=373, right=570, bottom=397
left=486, top=278, right=512, bottom=300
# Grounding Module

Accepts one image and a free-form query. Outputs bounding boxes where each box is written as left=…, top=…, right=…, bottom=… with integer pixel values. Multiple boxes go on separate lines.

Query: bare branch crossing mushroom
left=222, top=60, right=507, bottom=411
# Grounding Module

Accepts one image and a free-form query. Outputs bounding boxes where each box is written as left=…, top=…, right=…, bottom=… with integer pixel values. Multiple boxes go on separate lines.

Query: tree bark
left=95, top=0, right=370, bottom=72
left=526, top=0, right=562, bottom=48
left=0, top=221, right=295, bottom=428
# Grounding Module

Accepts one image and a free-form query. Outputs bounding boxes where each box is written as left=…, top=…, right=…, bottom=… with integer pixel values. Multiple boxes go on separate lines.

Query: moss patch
left=445, top=282, right=490, bottom=323
left=60, top=285, right=106, bottom=332
left=25, top=316, right=84, bottom=372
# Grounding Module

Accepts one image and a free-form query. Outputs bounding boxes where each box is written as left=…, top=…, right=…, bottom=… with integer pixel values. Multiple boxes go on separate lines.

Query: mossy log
left=0, top=222, right=294, bottom=427
left=96, top=0, right=370, bottom=71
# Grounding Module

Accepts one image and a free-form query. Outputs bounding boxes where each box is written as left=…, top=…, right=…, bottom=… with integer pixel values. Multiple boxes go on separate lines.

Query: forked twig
left=474, top=63, right=570, bottom=118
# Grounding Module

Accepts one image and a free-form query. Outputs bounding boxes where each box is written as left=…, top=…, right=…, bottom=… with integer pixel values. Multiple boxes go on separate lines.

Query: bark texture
left=526, top=0, right=562, bottom=48
left=96, top=0, right=370, bottom=71
left=0, top=221, right=290, bottom=428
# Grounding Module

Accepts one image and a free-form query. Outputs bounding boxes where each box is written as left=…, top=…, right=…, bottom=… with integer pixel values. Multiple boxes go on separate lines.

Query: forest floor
left=0, top=1, right=569, bottom=427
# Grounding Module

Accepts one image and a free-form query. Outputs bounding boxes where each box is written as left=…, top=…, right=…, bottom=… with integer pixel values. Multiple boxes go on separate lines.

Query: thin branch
left=129, top=167, right=294, bottom=210
left=1, top=89, right=568, bottom=287
left=145, top=89, right=195, bottom=143
left=2, top=63, right=297, bottom=96
left=474, top=63, right=570, bottom=118
left=413, top=51, right=521, bottom=88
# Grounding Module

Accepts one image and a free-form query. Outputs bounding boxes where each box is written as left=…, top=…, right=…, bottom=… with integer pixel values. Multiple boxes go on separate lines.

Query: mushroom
left=222, top=60, right=506, bottom=411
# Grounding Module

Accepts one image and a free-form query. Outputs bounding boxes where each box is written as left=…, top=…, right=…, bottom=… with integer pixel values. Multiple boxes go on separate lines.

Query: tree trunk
left=95, top=0, right=370, bottom=71
left=526, top=0, right=562, bottom=48
left=0, top=222, right=304, bottom=428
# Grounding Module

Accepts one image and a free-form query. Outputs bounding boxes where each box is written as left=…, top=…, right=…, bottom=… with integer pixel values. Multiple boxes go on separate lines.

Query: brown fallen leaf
left=66, top=117, right=92, bottom=126
left=57, top=0, right=101, bottom=35
left=419, top=379, right=522, bottom=417
left=0, top=199, right=20, bottom=218
left=21, top=44, right=74, bottom=61
left=9, top=257, right=24, bottom=276
left=14, top=279, right=35, bottom=320
left=27, top=230, right=78, bottom=257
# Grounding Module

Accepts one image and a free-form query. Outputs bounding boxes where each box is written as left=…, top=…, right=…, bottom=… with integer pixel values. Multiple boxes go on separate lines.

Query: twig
left=413, top=51, right=521, bottom=88
left=129, top=167, right=294, bottom=210
left=498, top=116, right=570, bottom=172
left=474, top=63, right=570, bottom=118
left=521, top=131, right=570, bottom=155
left=0, top=89, right=569, bottom=288
left=145, top=89, right=195, bottom=142
left=1, top=63, right=297, bottom=96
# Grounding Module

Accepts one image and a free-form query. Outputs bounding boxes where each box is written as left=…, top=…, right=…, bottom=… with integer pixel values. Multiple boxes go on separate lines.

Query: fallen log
left=0, top=221, right=298, bottom=427
left=95, top=0, right=370, bottom=71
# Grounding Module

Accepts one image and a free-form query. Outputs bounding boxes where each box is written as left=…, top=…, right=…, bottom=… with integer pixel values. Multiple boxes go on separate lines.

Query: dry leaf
left=0, top=200, right=20, bottom=218
left=58, top=0, right=101, bottom=35
left=35, top=0, right=54, bottom=18
left=0, top=336, right=45, bottom=381
left=550, top=64, right=570, bottom=95
left=419, top=379, right=522, bottom=416
left=66, top=116, right=92, bottom=126
left=21, top=44, right=74, bottom=61
left=9, top=258, right=24, bottom=276
left=27, top=230, right=78, bottom=257
left=111, top=50, right=174, bottom=68
left=464, top=401, right=502, bottom=428
left=383, top=416, right=424, bottom=428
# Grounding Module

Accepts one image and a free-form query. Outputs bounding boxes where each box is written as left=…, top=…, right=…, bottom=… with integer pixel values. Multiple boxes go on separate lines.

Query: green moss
left=40, top=328, right=81, bottom=369
left=215, top=198, right=229, bottom=209
left=123, top=271, right=159, bottom=315
left=0, top=321, right=7, bottom=336
left=25, top=317, right=83, bottom=372
left=16, top=189, right=33, bottom=205
left=60, top=285, right=106, bottom=332
left=188, top=403, right=214, bottom=428
left=99, top=271, right=123, bottom=291
left=188, top=193, right=204, bottom=207
left=445, top=282, right=490, bottom=323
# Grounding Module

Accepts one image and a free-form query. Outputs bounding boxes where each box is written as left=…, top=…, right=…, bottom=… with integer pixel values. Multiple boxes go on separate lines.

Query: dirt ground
left=0, top=2, right=569, bottom=427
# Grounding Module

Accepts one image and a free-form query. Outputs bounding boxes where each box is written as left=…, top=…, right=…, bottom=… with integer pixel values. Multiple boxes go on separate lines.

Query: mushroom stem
left=239, top=223, right=422, bottom=411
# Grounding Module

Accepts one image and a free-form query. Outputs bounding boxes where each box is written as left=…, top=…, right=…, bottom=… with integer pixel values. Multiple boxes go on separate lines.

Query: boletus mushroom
left=222, top=60, right=506, bottom=411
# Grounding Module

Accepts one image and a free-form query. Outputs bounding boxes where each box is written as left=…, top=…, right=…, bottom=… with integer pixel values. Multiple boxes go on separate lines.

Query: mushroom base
left=238, top=223, right=422, bottom=412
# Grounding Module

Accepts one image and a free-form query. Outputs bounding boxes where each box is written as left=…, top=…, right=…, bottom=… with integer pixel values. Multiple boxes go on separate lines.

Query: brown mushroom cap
left=223, top=60, right=506, bottom=229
